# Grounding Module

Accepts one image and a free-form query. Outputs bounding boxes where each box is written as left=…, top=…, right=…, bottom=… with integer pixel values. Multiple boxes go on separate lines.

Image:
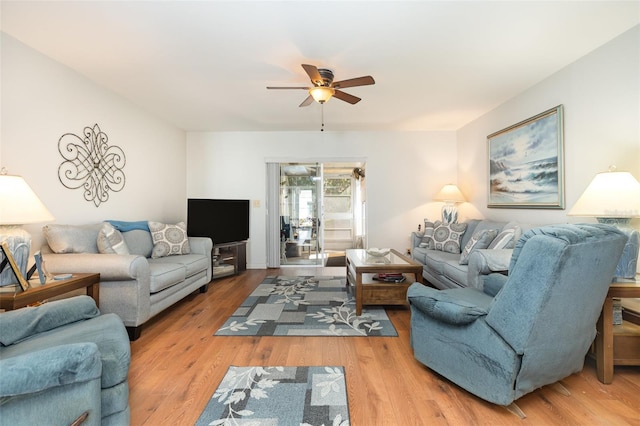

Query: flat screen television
left=187, top=199, right=250, bottom=245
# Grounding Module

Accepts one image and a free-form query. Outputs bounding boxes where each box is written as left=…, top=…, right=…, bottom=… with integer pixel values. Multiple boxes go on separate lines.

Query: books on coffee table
left=372, top=273, right=406, bottom=283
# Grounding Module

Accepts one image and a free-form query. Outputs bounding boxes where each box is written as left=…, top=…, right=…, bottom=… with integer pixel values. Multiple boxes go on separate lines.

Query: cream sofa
left=40, top=221, right=212, bottom=340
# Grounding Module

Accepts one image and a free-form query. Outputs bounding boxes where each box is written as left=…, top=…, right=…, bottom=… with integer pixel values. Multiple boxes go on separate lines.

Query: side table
left=0, top=273, right=100, bottom=311
left=594, top=279, right=640, bottom=384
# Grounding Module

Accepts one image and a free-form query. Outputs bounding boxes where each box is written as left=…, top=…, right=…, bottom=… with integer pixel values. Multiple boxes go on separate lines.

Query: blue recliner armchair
left=0, top=296, right=131, bottom=425
left=407, top=224, right=627, bottom=411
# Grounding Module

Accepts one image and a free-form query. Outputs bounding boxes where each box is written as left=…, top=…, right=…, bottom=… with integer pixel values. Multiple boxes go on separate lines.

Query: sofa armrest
left=188, top=236, right=213, bottom=256
left=407, top=284, right=490, bottom=325
left=411, top=231, right=424, bottom=251
left=466, top=249, right=513, bottom=290
left=0, top=343, right=102, bottom=397
left=42, top=253, right=150, bottom=281
left=0, top=296, right=100, bottom=346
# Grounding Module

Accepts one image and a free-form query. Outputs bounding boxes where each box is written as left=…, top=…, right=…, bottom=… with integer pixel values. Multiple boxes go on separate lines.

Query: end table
left=594, top=279, right=640, bottom=383
left=0, top=273, right=100, bottom=311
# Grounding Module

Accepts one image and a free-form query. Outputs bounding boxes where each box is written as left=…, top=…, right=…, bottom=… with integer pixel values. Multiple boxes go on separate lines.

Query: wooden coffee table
left=0, top=273, right=100, bottom=311
left=346, top=249, right=423, bottom=315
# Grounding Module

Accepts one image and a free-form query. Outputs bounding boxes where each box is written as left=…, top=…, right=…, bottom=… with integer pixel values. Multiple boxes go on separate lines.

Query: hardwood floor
left=129, top=268, right=640, bottom=425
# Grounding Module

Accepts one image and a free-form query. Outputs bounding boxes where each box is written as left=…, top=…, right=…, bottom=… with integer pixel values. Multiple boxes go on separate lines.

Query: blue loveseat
left=410, top=219, right=536, bottom=289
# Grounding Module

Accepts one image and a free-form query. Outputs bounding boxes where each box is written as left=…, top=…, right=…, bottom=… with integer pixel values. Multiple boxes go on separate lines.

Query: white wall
left=187, top=26, right=640, bottom=270
left=457, top=25, right=640, bottom=231
left=4, top=23, right=637, bottom=269
left=186, top=131, right=458, bottom=268
left=1, top=34, right=188, bottom=251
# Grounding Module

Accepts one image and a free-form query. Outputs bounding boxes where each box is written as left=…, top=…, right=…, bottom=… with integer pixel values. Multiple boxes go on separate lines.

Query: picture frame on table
left=26, top=251, right=47, bottom=284
left=487, top=105, right=565, bottom=209
left=0, top=241, right=30, bottom=291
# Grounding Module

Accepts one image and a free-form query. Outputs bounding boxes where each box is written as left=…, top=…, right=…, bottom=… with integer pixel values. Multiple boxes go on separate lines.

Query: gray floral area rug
left=195, top=366, right=350, bottom=426
left=215, top=276, right=397, bottom=337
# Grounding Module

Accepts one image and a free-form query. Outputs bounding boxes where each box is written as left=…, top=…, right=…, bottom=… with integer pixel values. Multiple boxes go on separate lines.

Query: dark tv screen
left=187, top=199, right=250, bottom=244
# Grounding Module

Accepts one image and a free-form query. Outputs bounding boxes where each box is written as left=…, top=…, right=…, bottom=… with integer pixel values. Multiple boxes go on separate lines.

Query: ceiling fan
left=267, top=64, right=375, bottom=107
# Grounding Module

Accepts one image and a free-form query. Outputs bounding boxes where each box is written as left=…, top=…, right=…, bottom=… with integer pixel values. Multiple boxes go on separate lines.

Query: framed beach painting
left=487, top=105, right=564, bottom=209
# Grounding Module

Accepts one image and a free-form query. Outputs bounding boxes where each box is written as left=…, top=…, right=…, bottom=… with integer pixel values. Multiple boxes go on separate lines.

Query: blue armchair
left=407, top=224, right=627, bottom=412
left=0, top=296, right=131, bottom=425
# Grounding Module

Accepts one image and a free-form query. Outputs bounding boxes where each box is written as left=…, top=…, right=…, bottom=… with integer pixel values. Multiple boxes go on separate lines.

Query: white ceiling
left=2, top=1, right=639, bottom=132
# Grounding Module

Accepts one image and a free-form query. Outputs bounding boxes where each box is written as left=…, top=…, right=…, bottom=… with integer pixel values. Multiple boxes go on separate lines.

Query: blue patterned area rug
left=195, top=366, right=350, bottom=426
left=215, top=276, right=398, bottom=337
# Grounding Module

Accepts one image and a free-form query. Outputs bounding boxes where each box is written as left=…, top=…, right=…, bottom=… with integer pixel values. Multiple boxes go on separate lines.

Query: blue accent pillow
left=106, top=220, right=150, bottom=232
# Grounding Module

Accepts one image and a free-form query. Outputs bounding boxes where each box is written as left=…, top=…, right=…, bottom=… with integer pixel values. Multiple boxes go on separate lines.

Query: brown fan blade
left=332, top=76, right=375, bottom=89
left=333, top=90, right=361, bottom=104
left=299, top=95, right=314, bottom=107
left=267, top=86, right=309, bottom=90
left=301, top=64, right=323, bottom=86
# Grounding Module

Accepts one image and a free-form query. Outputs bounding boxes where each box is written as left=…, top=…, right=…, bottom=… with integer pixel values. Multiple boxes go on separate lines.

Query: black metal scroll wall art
left=58, top=124, right=126, bottom=207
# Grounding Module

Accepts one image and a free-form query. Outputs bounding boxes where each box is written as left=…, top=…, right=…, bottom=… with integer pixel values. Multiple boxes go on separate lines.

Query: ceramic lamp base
left=596, top=218, right=639, bottom=280
left=441, top=204, right=458, bottom=224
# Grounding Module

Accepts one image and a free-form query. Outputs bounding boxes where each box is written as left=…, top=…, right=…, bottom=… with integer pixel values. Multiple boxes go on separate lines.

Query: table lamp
left=0, top=170, right=55, bottom=286
left=434, top=184, right=466, bottom=223
left=568, top=167, right=640, bottom=279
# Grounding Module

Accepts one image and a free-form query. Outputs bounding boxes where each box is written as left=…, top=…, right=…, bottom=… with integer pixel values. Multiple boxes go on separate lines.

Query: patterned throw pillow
left=433, top=222, right=468, bottom=254
left=148, top=221, right=191, bottom=258
left=459, top=229, right=498, bottom=265
left=97, top=222, right=130, bottom=255
left=419, top=219, right=437, bottom=249
left=487, top=228, right=517, bottom=250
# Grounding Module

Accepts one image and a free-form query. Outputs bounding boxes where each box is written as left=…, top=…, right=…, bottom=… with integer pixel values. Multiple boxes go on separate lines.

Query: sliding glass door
left=267, top=161, right=366, bottom=267
left=279, top=163, right=323, bottom=266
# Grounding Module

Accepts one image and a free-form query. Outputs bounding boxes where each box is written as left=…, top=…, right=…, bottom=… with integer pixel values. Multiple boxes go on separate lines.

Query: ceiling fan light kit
left=309, top=86, right=335, bottom=103
left=267, top=64, right=375, bottom=107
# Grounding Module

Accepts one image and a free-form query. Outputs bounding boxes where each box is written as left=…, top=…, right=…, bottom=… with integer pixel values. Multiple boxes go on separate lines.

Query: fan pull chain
left=321, top=104, right=325, bottom=132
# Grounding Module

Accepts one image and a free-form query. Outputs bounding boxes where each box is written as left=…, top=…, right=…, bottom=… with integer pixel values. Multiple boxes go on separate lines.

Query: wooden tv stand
left=212, top=241, right=246, bottom=279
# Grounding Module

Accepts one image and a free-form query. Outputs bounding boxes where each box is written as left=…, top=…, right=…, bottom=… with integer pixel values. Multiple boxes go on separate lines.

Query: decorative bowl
left=366, top=248, right=390, bottom=257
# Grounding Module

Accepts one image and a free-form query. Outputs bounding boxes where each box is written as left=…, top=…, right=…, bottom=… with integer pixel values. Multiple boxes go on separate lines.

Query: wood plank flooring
left=129, top=268, right=640, bottom=425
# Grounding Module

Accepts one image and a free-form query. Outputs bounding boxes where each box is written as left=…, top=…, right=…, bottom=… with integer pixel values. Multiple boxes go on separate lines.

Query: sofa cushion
left=150, top=254, right=208, bottom=278
left=148, top=221, right=191, bottom=258
left=442, top=259, right=469, bottom=286
left=424, top=250, right=460, bottom=276
left=97, top=223, right=130, bottom=255
left=147, top=261, right=186, bottom=293
left=482, top=272, right=509, bottom=297
left=42, top=224, right=102, bottom=254
left=433, top=222, right=467, bottom=254
left=122, top=229, right=154, bottom=257
left=419, top=219, right=437, bottom=249
left=459, top=229, right=498, bottom=265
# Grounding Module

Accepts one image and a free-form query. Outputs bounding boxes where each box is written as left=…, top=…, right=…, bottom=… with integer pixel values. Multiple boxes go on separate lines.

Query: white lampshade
left=0, top=174, right=55, bottom=225
left=434, top=184, right=466, bottom=203
left=0, top=173, right=54, bottom=286
left=309, top=86, right=335, bottom=104
left=568, top=171, right=640, bottom=219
